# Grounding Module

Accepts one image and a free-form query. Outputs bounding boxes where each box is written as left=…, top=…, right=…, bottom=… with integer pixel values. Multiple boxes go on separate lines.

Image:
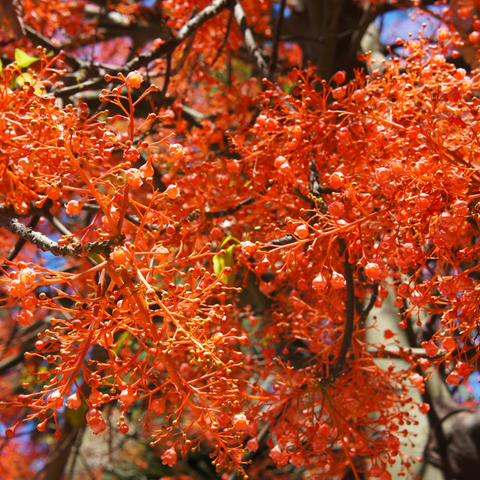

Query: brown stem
left=231, top=0, right=271, bottom=80
left=211, top=7, right=234, bottom=67
left=269, top=0, right=286, bottom=74
left=0, top=214, right=125, bottom=258
left=335, top=237, right=355, bottom=374
left=206, top=196, right=255, bottom=219
left=25, top=26, right=82, bottom=70
left=6, top=214, right=41, bottom=261
left=161, top=52, right=172, bottom=102
left=122, top=0, right=230, bottom=74
left=359, top=283, right=378, bottom=322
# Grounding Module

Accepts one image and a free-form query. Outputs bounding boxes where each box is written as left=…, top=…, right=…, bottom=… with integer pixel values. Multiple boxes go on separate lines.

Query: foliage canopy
left=1, top=1, right=480, bottom=479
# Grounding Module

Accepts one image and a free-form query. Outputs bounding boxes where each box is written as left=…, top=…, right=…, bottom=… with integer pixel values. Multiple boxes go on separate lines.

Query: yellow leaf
left=15, top=48, right=39, bottom=69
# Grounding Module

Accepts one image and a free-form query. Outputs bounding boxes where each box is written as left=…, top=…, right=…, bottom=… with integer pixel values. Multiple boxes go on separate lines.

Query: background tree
left=0, top=1, right=480, bottom=480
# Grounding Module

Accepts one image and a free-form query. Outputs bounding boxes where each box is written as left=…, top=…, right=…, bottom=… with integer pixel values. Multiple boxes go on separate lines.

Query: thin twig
left=79, top=197, right=254, bottom=230
left=43, top=211, right=74, bottom=237
left=161, top=52, right=172, bottom=102
left=227, top=422, right=271, bottom=480
left=79, top=452, right=97, bottom=480
left=205, top=196, right=255, bottom=219
left=268, top=233, right=295, bottom=246
left=211, top=7, right=234, bottom=68
left=122, top=0, right=230, bottom=74
left=67, top=428, right=85, bottom=480
left=0, top=350, right=28, bottom=376
left=335, top=237, right=355, bottom=375
left=0, top=323, right=18, bottom=362
left=31, top=426, right=79, bottom=480
left=25, top=26, right=82, bottom=70
left=349, top=3, right=377, bottom=59
left=43, top=211, right=101, bottom=266
left=269, top=0, right=286, bottom=74
left=359, top=283, right=378, bottom=322
left=0, top=199, right=52, bottom=219
left=306, top=160, right=354, bottom=376
left=268, top=28, right=353, bottom=45
left=54, top=77, right=106, bottom=98
left=365, top=345, right=446, bottom=358
left=309, top=160, right=339, bottom=196
left=280, top=33, right=324, bottom=44
left=169, top=7, right=198, bottom=76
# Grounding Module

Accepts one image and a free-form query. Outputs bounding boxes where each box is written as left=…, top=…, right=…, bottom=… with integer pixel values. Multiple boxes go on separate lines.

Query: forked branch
left=122, top=0, right=230, bottom=73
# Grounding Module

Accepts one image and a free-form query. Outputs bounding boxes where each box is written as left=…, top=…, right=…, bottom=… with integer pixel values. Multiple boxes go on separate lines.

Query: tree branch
left=268, top=233, right=295, bottom=246
left=43, top=211, right=74, bottom=237
left=0, top=350, right=27, bottom=376
left=227, top=422, right=271, bottom=480
left=0, top=201, right=50, bottom=219
left=6, top=215, right=40, bottom=262
left=121, top=0, right=230, bottom=74
left=205, top=196, right=255, bottom=219
left=232, top=0, right=271, bottom=80
left=161, top=52, right=172, bottom=102
left=54, top=77, right=106, bottom=98
left=211, top=6, right=234, bottom=68
left=359, top=283, right=378, bottom=322
left=269, top=0, right=286, bottom=74
left=0, top=215, right=124, bottom=258
left=335, top=237, right=355, bottom=375
left=0, top=215, right=78, bottom=256
left=309, top=160, right=339, bottom=196
left=25, top=26, right=83, bottom=70
left=306, top=160, right=353, bottom=376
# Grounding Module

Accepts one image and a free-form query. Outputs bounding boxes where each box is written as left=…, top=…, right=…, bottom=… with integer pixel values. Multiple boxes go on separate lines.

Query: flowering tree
left=1, top=0, right=480, bottom=479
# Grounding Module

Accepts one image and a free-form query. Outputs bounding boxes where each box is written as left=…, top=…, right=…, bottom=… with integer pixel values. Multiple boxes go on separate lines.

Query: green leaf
left=65, top=403, right=87, bottom=427
left=213, top=252, right=225, bottom=278
left=16, top=72, right=33, bottom=87
left=113, top=331, right=130, bottom=353
left=261, top=334, right=271, bottom=346
left=218, top=235, right=240, bottom=249
left=15, top=48, right=39, bottom=69
left=16, top=72, right=44, bottom=95
left=213, top=244, right=236, bottom=286
left=105, top=171, right=126, bottom=186
left=213, top=236, right=240, bottom=286
left=0, top=58, right=3, bottom=73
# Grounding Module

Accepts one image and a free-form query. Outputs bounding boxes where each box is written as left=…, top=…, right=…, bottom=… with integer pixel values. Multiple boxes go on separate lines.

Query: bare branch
left=269, top=0, right=286, bottom=74
left=227, top=422, right=271, bottom=480
left=0, top=215, right=78, bottom=256
left=210, top=6, right=234, bottom=68
left=122, top=0, right=230, bottom=74
left=6, top=215, right=40, bottom=262
left=359, top=283, right=379, bottom=322
left=25, top=26, right=82, bottom=70
left=335, top=237, right=355, bottom=375
left=268, top=234, right=295, bottom=246
left=232, top=0, right=271, bottom=80
left=43, top=211, right=74, bottom=237
left=54, top=77, right=106, bottom=98
left=0, top=215, right=124, bottom=258
left=206, top=196, right=255, bottom=219
left=161, top=52, right=172, bottom=102
left=0, top=201, right=50, bottom=219
left=306, top=159, right=353, bottom=376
